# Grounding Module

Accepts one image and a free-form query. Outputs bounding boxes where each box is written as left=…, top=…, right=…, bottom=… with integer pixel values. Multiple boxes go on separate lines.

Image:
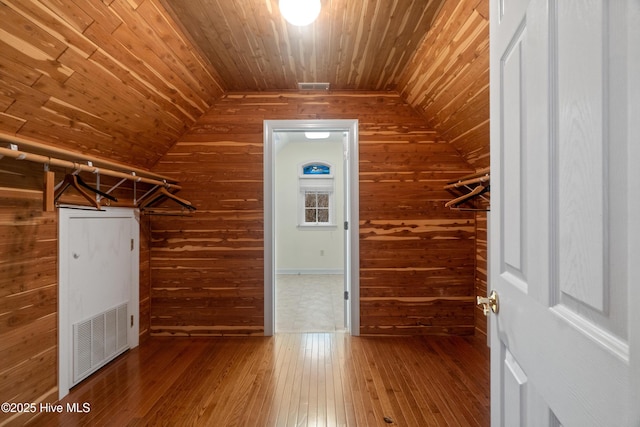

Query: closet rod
left=443, top=174, right=490, bottom=190
left=0, top=132, right=177, bottom=184
left=447, top=166, right=490, bottom=184
left=0, top=146, right=182, bottom=191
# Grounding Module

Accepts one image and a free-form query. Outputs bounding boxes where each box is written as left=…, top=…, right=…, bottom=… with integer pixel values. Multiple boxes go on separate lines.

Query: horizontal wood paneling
left=139, top=214, right=152, bottom=342
left=150, top=92, right=476, bottom=336
left=398, top=0, right=490, bottom=326
left=0, top=181, right=58, bottom=426
left=399, top=0, right=490, bottom=169
left=475, top=212, right=488, bottom=337
left=0, top=158, right=157, bottom=424
left=0, top=0, right=223, bottom=169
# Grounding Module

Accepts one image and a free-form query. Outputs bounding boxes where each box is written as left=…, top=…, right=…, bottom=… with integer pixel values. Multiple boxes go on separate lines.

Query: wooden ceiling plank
left=82, top=21, right=198, bottom=123
left=419, top=46, right=489, bottom=126
left=88, top=49, right=191, bottom=132
left=375, top=0, right=445, bottom=90
left=70, top=0, right=123, bottom=34
left=112, top=0, right=219, bottom=108
left=0, top=0, right=223, bottom=169
left=43, top=95, right=175, bottom=154
left=29, top=72, right=177, bottom=165
left=160, top=0, right=442, bottom=91
left=235, top=0, right=275, bottom=88
left=0, top=4, right=70, bottom=61
left=16, top=118, right=158, bottom=169
left=345, top=0, right=376, bottom=88
left=326, top=0, right=353, bottom=88
left=429, top=73, right=489, bottom=133
left=0, top=33, right=72, bottom=85
left=0, top=113, right=26, bottom=134
left=357, top=0, right=398, bottom=89
left=38, top=0, right=94, bottom=33
left=137, top=0, right=224, bottom=100
left=157, top=0, right=236, bottom=91
left=55, top=48, right=187, bottom=137
left=399, top=0, right=489, bottom=168
left=0, top=74, right=50, bottom=109
left=215, top=0, right=272, bottom=90
left=196, top=0, right=252, bottom=90
left=173, top=0, right=254, bottom=91
left=424, top=12, right=488, bottom=106
left=3, top=0, right=97, bottom=58
left=0, top=53, right=42, bottom=87
left=109, top=0, right=209, bottom=116
left=0, top=94, right=14, bottom=112
left=399, top=1, right=474, bottom=104
left=246, top=0, right=291, bottom=89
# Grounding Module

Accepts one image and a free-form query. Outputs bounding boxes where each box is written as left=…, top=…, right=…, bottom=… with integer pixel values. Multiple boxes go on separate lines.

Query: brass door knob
left=477, top=290, right=499, bottom=316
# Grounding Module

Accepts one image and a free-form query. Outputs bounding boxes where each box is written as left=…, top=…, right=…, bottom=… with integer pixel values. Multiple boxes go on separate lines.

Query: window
left=299, top=162, right=335, bottom=227
left=304, top=191, right=330, bottom=223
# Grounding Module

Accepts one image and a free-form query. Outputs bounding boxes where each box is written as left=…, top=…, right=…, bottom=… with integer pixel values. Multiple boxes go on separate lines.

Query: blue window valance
left=303, top=164, right=331, bottom=175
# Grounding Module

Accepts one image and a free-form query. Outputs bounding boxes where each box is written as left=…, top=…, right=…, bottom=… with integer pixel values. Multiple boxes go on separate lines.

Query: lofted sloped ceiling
left=0, top=0, right=488, bottom=170
left=160, top=0, right=445, bottom=91
left=0, top=0, right=225, bottom=170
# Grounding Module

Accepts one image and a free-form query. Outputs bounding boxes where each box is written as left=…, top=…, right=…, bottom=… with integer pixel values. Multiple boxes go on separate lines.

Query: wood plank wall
left=150, top=92, right=477, bottom=337
left=475, top=212, right=488, bottom=337
left=0, top=180, right=57, bottom=426
left=0, top=0, right=220, bottom=411
left=0, top=0, right=223, bottom=169
left=0, top=158, right=156, bottom=425
left=139, top=215, right=152, bottom=341
left=399, top=0, right=491, bottom=336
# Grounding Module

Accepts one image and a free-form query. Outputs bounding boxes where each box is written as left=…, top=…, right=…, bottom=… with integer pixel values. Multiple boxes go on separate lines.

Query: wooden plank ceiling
left=0, top=0, right=489, bottom=170
left=160, top=0, right=446, bottom=91
left=0, top=0, right=224, bottom=169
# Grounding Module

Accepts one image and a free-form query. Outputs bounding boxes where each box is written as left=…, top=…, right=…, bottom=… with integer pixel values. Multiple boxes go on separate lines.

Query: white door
left=489, top=0, right=639, bottom=425
left=58, top=207, right=139, bottom=399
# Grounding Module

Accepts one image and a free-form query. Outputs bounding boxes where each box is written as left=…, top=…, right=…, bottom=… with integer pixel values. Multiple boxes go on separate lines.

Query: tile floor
left=275, top=274, right=345, bottom=332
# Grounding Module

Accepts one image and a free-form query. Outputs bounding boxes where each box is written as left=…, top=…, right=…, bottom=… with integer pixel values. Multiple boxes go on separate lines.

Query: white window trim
left=298, top=161, right=336, bottom=228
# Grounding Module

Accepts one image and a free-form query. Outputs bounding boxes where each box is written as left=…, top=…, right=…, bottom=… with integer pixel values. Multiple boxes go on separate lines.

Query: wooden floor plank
left=34, top=333, right=489, bottom=426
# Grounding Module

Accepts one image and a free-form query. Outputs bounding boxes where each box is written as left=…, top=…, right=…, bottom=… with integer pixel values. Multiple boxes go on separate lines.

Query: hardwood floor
left=34, top=334, right=489, bottom=426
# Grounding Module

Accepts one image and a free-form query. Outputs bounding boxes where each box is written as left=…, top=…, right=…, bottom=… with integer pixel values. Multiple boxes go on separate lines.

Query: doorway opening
left=264, top=120, right=359, bottom=336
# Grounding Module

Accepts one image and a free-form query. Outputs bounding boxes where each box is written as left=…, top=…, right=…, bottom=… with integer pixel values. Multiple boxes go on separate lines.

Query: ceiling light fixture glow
left=304, top=131, right=331, bottom=139
left=279, top=0, right=321, bottom=26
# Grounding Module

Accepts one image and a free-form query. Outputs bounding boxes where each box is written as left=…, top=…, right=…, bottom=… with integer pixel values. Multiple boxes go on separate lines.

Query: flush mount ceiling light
left=279, top=0, right=321, bottom=26
left=304, top=131, right=331, bottom=139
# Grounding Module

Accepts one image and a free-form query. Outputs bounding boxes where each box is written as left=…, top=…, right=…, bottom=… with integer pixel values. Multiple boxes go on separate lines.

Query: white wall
left=275, top=136, right=344, bottom=273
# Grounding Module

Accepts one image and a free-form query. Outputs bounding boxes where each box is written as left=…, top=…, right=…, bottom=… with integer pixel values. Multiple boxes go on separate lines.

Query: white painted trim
left=58, top=206, right=139, bottom=399
left=276, top=269, right=344, bottom=275
left=264, top=119, right=359, bottom=336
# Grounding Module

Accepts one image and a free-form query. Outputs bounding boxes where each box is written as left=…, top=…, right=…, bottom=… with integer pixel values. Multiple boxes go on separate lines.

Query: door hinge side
left=131, top=238, right=134, bottom=251
left=344, top=291, right=349, bottom=300
left=344, top=221, right=348, bottom=230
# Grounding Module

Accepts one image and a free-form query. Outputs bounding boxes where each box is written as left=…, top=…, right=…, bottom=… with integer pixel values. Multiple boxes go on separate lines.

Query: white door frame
left=264, top=119, right=359, bottom=336
left=58, top=206, right=139, bottom=399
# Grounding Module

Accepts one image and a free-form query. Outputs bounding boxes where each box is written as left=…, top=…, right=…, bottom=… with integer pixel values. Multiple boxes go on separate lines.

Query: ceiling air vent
left=297, top=82, right=330, bottom=90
